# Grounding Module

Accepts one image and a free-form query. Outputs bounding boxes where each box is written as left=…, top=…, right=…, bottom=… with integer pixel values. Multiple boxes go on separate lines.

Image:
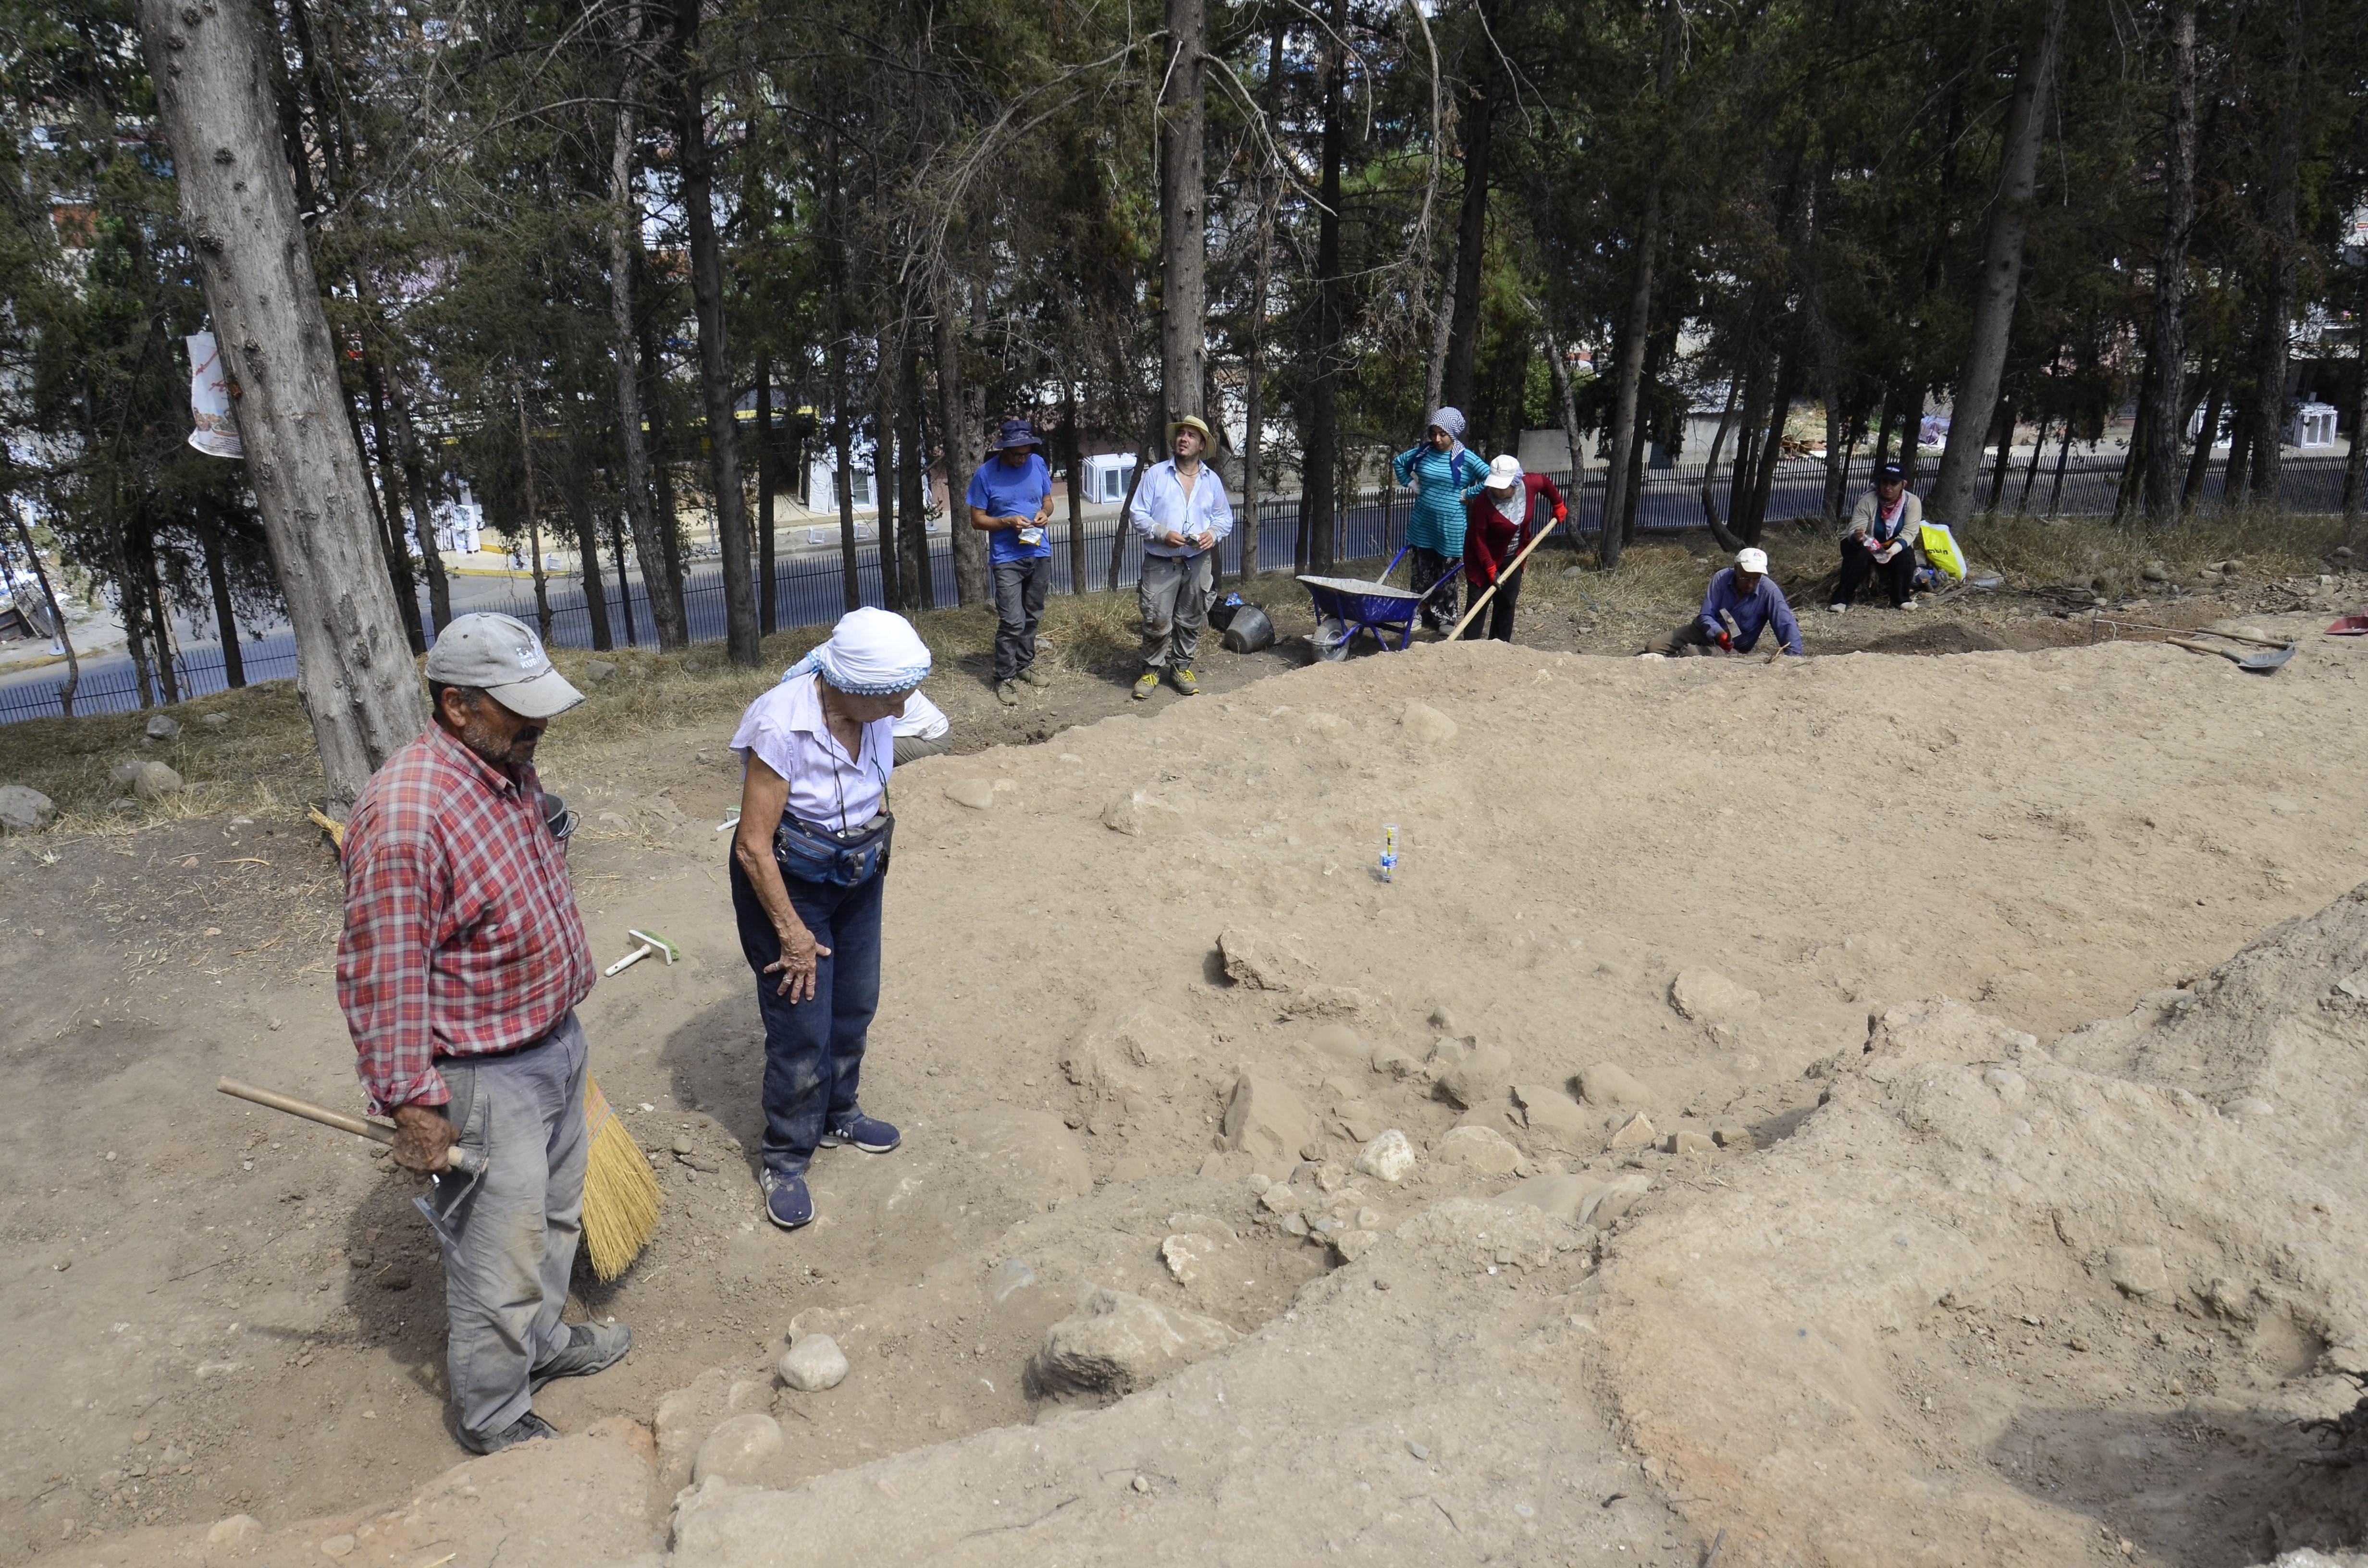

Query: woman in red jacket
left=1456, top=455, right=1566, bottom=642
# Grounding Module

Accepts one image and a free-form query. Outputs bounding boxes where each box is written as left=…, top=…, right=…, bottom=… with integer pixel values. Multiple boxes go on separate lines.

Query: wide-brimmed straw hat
left=1168, top=414, right=1214, bottom=447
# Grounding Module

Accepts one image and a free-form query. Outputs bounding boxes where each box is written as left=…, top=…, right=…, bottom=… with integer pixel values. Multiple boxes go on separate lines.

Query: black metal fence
left=0, top=450, right=2350, bottom=725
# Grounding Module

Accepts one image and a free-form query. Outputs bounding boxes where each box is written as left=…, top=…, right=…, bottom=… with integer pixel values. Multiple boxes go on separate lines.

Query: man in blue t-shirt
left=965, top=419, right=1057, bottom=703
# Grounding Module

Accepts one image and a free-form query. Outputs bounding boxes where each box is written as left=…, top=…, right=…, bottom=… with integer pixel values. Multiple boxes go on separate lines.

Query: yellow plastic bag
left=1919, top=522, right=1968, bottom=581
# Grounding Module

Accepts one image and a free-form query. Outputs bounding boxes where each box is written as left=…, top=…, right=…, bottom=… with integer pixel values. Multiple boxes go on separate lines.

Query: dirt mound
left=1857, top=620, right=2010, bottom=655
left=1601, top=885, right=2368, bottom=1568
left=16, top=626, right=2368, bottom=1568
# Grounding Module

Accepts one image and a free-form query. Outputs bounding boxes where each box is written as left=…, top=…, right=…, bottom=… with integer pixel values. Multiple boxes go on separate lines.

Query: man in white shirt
left=1126, top=415, right=1233, bottom=699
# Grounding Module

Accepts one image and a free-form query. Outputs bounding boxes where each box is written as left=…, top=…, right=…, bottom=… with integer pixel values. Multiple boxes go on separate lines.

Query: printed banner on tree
left=186, top=332, right=243, bottom=459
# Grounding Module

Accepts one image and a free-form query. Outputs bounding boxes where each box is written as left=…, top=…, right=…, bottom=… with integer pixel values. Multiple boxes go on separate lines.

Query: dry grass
left=5, top=507, right=2349, bottom=837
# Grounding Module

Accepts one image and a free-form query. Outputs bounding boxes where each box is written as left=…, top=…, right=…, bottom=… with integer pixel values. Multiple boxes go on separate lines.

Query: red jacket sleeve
left=1463, top=495, right=1510, bottom=584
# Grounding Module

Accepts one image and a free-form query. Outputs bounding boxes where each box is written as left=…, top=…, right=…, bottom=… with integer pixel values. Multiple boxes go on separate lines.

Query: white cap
left=1484, top=453, right=1524, bottom=491
left=423, top=612, right=584, bottom=719
left=1735, top=548, right=1769, bottom=575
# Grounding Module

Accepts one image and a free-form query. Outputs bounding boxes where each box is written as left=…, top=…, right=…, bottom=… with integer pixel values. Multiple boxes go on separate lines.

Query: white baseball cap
left=424, top=613, right=584, bottom=719
left=1735, top=548, right=1769, bottom=575
left=1484, top=453, right=1524, bottom=491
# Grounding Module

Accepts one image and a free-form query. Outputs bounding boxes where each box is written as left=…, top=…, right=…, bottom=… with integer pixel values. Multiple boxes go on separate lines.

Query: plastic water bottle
left=1379, top=823, right=1399, bottom=884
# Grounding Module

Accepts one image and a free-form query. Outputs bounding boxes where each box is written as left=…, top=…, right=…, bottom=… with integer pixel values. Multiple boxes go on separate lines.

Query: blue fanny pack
left=772, top=810, right=893, bottom=886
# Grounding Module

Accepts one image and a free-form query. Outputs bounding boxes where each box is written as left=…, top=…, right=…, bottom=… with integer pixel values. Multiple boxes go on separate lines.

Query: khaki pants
left=1138, top=550, right=1214, bottom=670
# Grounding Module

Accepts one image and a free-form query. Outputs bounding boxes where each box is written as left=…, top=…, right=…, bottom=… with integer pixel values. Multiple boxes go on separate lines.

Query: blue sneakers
left=762, top=1171, right=814, bottom=1230
left=819, top=1110, right=901, bottom=1154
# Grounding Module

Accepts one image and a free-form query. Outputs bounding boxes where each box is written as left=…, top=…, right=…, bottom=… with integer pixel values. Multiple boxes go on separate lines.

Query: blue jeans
left=992, top=556, right=1049, bottom=681
left=730, top=852, right=883, bottom=1179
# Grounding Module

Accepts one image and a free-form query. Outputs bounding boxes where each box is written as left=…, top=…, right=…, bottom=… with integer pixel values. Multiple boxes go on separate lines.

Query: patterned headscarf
left=781, top=607, right=933, bottom=696
left=1426, top=406, right=1468, bottom=459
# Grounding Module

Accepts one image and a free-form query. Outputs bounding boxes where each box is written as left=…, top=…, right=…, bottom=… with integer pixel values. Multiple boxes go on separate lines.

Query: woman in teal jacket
left=1391, top=407, right=1479, bottom=631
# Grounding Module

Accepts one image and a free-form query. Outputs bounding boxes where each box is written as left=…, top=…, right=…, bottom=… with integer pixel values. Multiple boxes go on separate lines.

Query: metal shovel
left=2169, top=635, right=2295, bottom=674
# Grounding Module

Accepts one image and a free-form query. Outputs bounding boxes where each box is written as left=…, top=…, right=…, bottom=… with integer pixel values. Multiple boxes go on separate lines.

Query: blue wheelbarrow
left=1299, top=548, right=1459, bottom=661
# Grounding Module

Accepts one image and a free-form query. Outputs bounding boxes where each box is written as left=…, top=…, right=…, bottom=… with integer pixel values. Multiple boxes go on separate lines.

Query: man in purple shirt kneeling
left=1647, top=548, right=1804, bottom=658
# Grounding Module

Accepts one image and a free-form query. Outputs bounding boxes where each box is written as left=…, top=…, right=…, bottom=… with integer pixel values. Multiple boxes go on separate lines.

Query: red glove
left=1716, top=631, right=1733, bottom=650
left=1552, top=504, right=1568, bottom=523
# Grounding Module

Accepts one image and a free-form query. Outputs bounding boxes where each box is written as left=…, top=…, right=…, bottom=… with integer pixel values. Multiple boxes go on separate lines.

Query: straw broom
left=309, top=805, right=661, bottom=1281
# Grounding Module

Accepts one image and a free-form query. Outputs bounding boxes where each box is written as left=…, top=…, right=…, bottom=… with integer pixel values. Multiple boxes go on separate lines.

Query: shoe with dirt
left=1898, top=599, right=1918, bottom=611
left=819, top=1109, right=901, bottom=1153
left=996, top=679, right=1020, bottom=706
left=1132, top=671, right=1161, bottom=701
left=530, top=1320, right=633, bottom=1390
left=460, top=1409, right=559, bottom=1456
left=762, top=1170, right=814, bottom=1230
left=1170, top=665, right=1200, bottom=696
left=1827, top=603, right=1847, bottom=614
left=1019, top=664, right=1053, bottom=687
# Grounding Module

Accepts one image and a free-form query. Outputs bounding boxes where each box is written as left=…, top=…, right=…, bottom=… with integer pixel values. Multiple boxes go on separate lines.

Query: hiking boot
left=460, top=1409, right=558, bottom=1456
left=819, top=1110, right=901, bottom=1154
left=530, top=1321, right=633, bottom=1391
left=1170, top=665, right=1200, bottom=696
left=1132, top=671, right=1161, bottom=701
left=1019, top=664, right=1053, bottom=687
left=762, top=1170, right=814, bottom=1230
left=996, top=679, right=1020, bottom=706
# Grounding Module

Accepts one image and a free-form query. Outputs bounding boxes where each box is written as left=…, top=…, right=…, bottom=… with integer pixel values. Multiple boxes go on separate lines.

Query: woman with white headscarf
left=1391, top=407, right=1480, bottom=632
left=729, top=608, right=931, bottom=1231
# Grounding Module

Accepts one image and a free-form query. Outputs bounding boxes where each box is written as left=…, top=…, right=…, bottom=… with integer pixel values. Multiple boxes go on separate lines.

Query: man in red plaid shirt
left=337, top=613, right=630, bottom=1454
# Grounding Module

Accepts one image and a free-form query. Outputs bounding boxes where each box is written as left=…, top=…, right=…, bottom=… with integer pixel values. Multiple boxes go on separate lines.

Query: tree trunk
left=1871, top=392, right=1895, bottom=478
left=140, top=528, right=182, bottom=704
left=2223, top=401, right=2252, bottom=502
left=2019, top=416, right=2049, bottom=511
left=610, top=511, right=637, bottom=643
left=563, top=440, right=613, bottom=651
left=1987, top=402, right=2017, bottom=509
left=1242, top=26, right=1281, bottom=581
left=1929, top=0, right=2068, bottom=525
left=2246, top=1, right=2306, bottom=505
left=1744, top=344, right=1800, bottom=543
left=1063, top=381, right=1087, bottom=593
left=1303, top=0, right=1349, bottom=574
left=671, top=1, right=759, bottom=666
left=1543, top=322, right=1591, bottom=551
left=197, top=505, right=246, bottom=686
left=873, top=348, right=901, bottom=609
left=383, top=367, right=450, bottom=630
left=358, top=356, right=427, bottom=653
left=1440, top=72, right=1498, bottom=415
left=756, top=362, right=777, bottom=635
left=606, top=24, right=683, bottom=649
left=899, top=342, right=934, bottom=611
left=933, top=294, right=986, bottom=605
left=516, top=389, right=552, bottom=643
left=1157, top=0, right=1208, bottom=428
left=1597, top=0, right=1679, bottom=569
left=8, top=499, right=76, bottom=713
left=2140, top=0, right=2199, bottom=521
left=1424, top=249, right=1457, bottom=419
left=2047, top=422, right=2074, bottom=514
left=1696, top=367, right=1746, bottom=552
left=2347, top=291, right=2368, bottom=545
left=831, top=338, right=861, bottom=612
left=139, top=0, right=429, bottom=794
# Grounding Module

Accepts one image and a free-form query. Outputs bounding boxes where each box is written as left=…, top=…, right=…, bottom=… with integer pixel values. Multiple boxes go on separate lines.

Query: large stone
left=584, top=658, right=619, bottom=682
left=1436, top=1043, right=1513, bottom=1110
left=145, top=713, right=182, bottom=740
left=1218, top=929, right=1314, bottom=992
left=1669, top=968, right=1760, bottom=1022
left=0, top=784, right=55, bottom=833
left=693, top=1413, right=784, bottom=1482
left=1609, top=1111, right=1657, bottom=1150
left=1333, top=1100, right=1388, bottom=1143
left=199, top=711, right=231, bottom=727
left=1501, top=1171, right=1651, bottom=1228
left=1307, top=1023, right=1363, bottom=1059
left=2105, top=1245, right=2169, bottom=1298
left=109, top=759, right=146, bottom=788
left=945, top=778, right=999, bottom=810
left=1579, top=1062, right=1649, bottom=1107
left=131, top=760, right=183, bottom=799
left=1399, top=702, right=1458, bottom=746
left=778, top=1335, right=849, bottom=1391
left=1223, top=1069, right=1318, bottom=1176
left=1161, top=1233, right=1219, bottom=1284
left=1513, top=1083, right=1591, bottom=1144
left=1103, top=789, right=1192, bottom=837
left=1432, top=1124, right=1523, bottom=1176
left=1354, top=1128, right=1417, bottom=1183
left=1028, top=1286, right=1237, bottom=1397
